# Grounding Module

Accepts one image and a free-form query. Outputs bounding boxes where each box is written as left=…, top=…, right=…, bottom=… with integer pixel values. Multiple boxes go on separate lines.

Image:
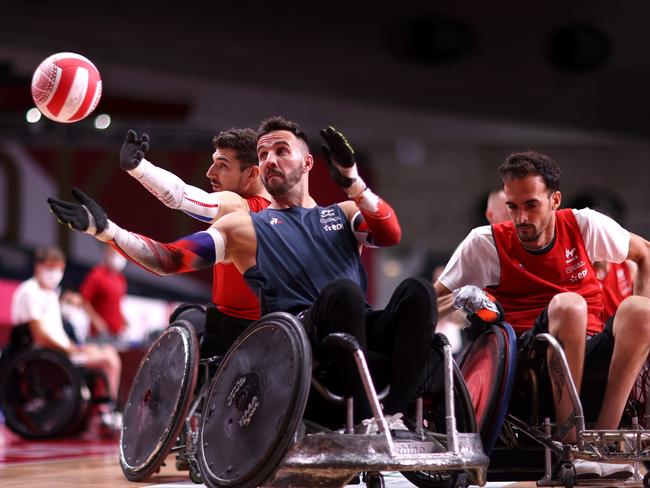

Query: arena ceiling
left=2, top=1, right=650, bottom=139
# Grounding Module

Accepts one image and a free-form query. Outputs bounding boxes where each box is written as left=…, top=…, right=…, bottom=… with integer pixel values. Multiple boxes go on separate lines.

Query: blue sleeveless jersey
left=244, top=204, right=368, bottom=314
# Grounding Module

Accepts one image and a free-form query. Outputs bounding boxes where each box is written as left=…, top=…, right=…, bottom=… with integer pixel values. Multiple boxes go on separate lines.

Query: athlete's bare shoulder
left=213, top=191, right=250, bottom=215
left=212, top=209, right=253, bottom=233
left=336, top=200, right=358, bottom=220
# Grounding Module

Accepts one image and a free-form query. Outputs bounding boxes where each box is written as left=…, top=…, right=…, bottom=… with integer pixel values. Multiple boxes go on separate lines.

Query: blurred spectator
left=485, top=188, right=509, bottom=224
left=80, top=244, right=128, bottom=342
left=60, top=289, right=91, bottom=344
left=11, top=246, right=122, bottom=432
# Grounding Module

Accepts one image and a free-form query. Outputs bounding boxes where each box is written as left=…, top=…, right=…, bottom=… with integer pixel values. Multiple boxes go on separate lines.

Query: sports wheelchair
left=0, top=324, right=112, bottom=439
left=119, top=310, right=489, bottom=488
left=459, top=320, right=650, bottom=488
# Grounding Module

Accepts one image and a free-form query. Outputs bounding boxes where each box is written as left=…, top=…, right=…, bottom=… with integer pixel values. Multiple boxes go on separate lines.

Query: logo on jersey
left=569, top=268, right=589, bottom=283
left=269, top=217, right=283, bottom=226
left=565, top=260, right=585, bottom=274
left=320, top=207, right=343, bottom=231
left=565, top=247, right=579, bottom=264
left=323, top=223, right=344, bottom=232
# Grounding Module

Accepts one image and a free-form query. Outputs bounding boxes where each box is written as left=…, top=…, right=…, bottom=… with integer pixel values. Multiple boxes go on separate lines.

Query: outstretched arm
left=47, top=188, right=225, bottom=276
left=121, top=130, right=245, bottom=223
left=321, top=126, right=401, bottom=247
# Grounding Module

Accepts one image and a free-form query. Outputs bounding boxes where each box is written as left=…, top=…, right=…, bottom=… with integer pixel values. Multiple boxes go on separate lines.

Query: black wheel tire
left=119, top=320, right=199, bottom=481
left=190, top=467, right=203, bottom=484
left=0, top=348, right=86, bottom=439
left=197, top=312, right=311, bottom=488
left=561, top=463, right=575, bottom=488
left=643, top=471, right=650, bottom=488
left=365, top=471, right=385, bottom=488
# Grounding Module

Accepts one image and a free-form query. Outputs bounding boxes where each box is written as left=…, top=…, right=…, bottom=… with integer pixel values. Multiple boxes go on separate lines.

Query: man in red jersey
left=80, top=244, right=129, bottom=340
left=435, top=151, right=650, bottom=479
left=119, top=127, right=271, bottom=355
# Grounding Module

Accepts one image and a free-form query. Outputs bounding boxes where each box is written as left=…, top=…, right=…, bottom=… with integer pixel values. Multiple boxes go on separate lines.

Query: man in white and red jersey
left=435, top=151, right=650, bottom=479
left=119, top=127, right=271, bottom=355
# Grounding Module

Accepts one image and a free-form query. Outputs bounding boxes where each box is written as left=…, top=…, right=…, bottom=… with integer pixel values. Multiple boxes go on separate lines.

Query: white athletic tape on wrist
left=127, top=156, right=150, bottom=178
left=336, top=160, right=359, bottom=181
left=96, top=220, right=118, bottom=243
left=81, top=205, right=97, bottom=235
left=205, top=227, right=226, bottom=263
left=346, top=176, right=367, bottom=200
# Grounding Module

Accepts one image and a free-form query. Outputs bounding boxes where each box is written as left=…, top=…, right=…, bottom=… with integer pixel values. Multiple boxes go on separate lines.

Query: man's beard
left=263, top=167, right=302, bottom=196
left=516, top=224, right=542, bottom=242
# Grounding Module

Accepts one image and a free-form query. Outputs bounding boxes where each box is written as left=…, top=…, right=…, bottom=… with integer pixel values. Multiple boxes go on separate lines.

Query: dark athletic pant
left=308, top=277, right=436, bottom=421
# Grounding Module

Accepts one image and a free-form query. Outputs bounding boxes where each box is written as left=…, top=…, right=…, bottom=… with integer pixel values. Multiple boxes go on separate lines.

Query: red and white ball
left=31, top=52, right=102, bottom=123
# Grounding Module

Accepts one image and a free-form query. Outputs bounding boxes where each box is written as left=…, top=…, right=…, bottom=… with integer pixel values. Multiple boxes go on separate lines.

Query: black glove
left=319, top=126, right=356, bottom=188
left=47, top=188, right=108, bottom=234
left=119, top=129, right=149, bottom=171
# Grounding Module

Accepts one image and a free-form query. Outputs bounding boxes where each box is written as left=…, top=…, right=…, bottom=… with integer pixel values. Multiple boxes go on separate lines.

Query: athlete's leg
left=367, top=277, right=436, bottom=415
left=308, top=278, right=367, bottom=420
left=597, top=295, right=650, bottom=429
left=76, top=343, right=122, bottom=401
left=546, top=292, right=588, bottom=442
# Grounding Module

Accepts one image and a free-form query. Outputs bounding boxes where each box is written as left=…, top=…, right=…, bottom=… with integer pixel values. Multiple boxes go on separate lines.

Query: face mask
left=107, top=252, right=127, bottom=272
left=38, top=268, right=64, bottom=290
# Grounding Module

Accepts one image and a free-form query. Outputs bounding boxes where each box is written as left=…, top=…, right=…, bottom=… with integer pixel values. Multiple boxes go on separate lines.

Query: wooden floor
left=0, top=422, right=537, bottom=488
left=0, top=454, right=189, bottom=488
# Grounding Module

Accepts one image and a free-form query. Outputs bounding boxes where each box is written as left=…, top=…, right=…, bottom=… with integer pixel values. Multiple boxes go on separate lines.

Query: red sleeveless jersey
left=599, top=261, right=633, bottom=318
left=488, top=208, right=604, bottom=336
left=212, top=195, right=270, bottom=320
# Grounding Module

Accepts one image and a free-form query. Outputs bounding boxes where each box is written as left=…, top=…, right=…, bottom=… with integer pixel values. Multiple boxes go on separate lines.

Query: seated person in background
left=60, top=289, right=91, bottom=344
left=434, top=151, right=650, bottom=479
left=11, top=246, right=122, bottom=432
left=48, top=117, right=436, bottom=431
left=80, top=244, right=128, bottom=342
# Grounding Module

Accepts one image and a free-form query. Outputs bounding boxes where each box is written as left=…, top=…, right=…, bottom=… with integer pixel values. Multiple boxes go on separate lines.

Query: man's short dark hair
left=498, top=151, right=561, bottom=192
left=257, top=116, right=309, bottom=147
left=212, top=127, right=258, bottom=170
left=35, top=246, right=65, bottom=263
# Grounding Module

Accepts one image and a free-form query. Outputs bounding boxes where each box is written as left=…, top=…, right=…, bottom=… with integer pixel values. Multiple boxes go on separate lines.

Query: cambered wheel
left=119, top=320, right=199, bottom=481
left=460, top=322, right=517, bottom=454
left=198, top=312, right=312, bottom=488
left=0, top=348, right=87, bottom=439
